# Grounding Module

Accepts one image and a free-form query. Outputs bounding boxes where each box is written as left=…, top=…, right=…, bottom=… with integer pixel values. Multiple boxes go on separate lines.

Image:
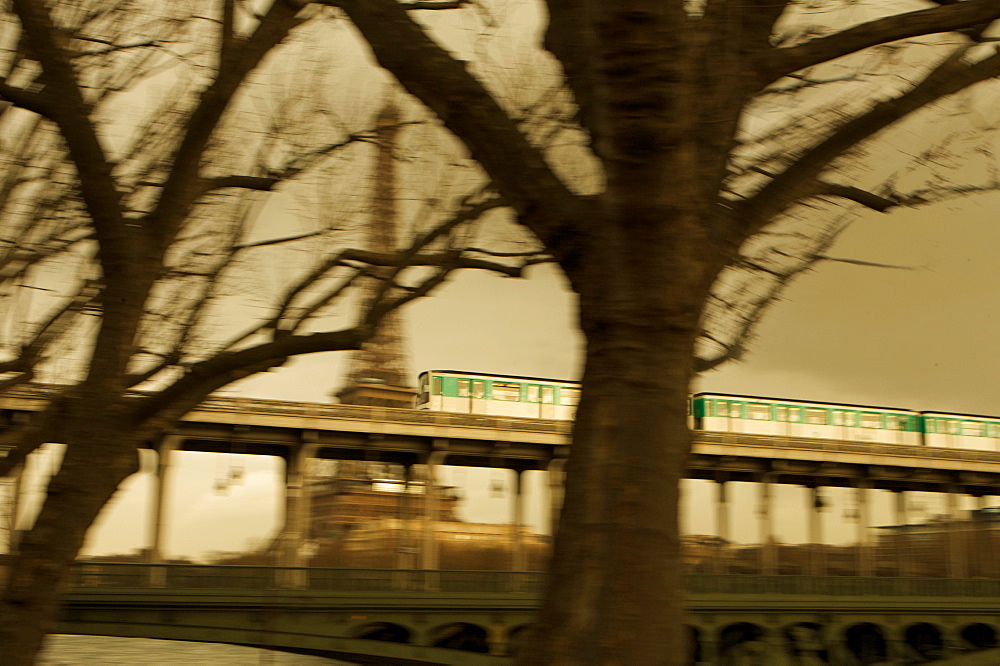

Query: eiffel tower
left=335, top=99, right=417, bottom=409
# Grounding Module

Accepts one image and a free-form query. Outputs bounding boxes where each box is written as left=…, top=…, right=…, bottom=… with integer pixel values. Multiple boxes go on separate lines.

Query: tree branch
left=144, top=0, right=304, bottom=254
left=767, top=0, right=1000, bottom=82
left=11, top=0, right=132, bottom=274
left=815, top=182, right=900, bottom=212
left=741, top=47, right=1000, bottom=236
left=333, top=0, right=585, bottom=262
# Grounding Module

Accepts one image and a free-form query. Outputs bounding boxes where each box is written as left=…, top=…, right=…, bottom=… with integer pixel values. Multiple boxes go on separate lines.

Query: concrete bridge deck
left=5, top=385, right=1000, bottom=493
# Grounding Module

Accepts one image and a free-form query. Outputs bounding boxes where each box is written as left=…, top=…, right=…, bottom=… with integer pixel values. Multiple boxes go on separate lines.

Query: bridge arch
left=350, top=622, right=412, bottom=643
left=429, top=622, right=490, bottom=653
left=506, top=624, right=531, bottom=657
left=685, top=625, right=702, bottom=665
left=961, top=622, right=999, bottom=651
left=904, top=622, right=944, bottom=661
left=844, top=622, right=887, bottom=665
left=718, top=621, right=766, bottom=663
left=783, top=621, right=828, bottom=663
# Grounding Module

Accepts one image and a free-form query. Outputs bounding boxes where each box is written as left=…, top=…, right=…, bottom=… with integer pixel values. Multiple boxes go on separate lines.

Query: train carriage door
left=728, top=401, right=742, bottom=433
left=540, top=385, right=556, bottom=419
left=456, top=379, right=472, bottom=413
left=470, top=379, right=487, bottom=415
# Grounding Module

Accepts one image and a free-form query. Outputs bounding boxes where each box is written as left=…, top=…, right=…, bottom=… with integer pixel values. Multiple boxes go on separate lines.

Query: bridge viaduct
left=5, top=387, right=1000, bottom=662
left=6, top=387, right=998, bottom=574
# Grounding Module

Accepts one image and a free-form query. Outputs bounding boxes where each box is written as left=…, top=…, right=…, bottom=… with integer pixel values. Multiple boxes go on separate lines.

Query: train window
left=947, top=420, right=959, bottom=434
left=493, top=382, right=521, bottom=401
left=806, top=409, right=828, bottom=425
left=964, top=421, right=983, bottom=436
left=776, top=406, right=788, bottom=421
left=885, top=414, right=906, bottom=430
left=458, top=380, right=470, bottom=397
left=716, top=400, right=727, bottom=416
left=729, top=403, right=742, bottom=418
left=748, top=404, right=770, bottom=420
left=561, top=388, right=581, bottom=406
left=832, top=411, right=843, bottom=426
left=542, top=386, right=555, bottom=404
left=861, top=413, right=882, bottom=429
left=472, top=381, right=485, bottom=399
left=432, top=376, right=442, bottom=396
left=527, top=385, right=540, bottom=403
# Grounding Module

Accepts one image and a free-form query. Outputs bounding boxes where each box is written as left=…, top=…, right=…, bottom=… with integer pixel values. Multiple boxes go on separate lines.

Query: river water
left=38, top=635, right=350, bottom=665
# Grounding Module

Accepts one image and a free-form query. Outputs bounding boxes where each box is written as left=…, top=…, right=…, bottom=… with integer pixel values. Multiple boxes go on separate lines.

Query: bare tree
left=0, top=2, right=541, bottom=662
left=304, top=0, right=1000, bottom=662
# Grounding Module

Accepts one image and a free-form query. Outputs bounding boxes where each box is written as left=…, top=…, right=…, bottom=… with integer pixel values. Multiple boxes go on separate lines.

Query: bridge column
left=511, top=469, right=527, bottom=573
left=946, top=488, right=967, bottom=579
left=547, top=457, right=566, bottom=537
left=700, top=632, right=719, bottom=664
left=894, top=490, right=907, bottom=576
left=716, top=478, right=729, bottom=574
left=856, top=480, right=873, bottom=577
left=278, top=434, right=319, bottom=586
left=808, top=485, right=825, bottom=576
left=3, top=463, right=24, bottom=556
left=886, top=625, right=910, bottom=664
left=146, top=435, right=181, bottom=586
left=422, top=444, right=447, bottom=578
left=487, top=623, right=508, bottom=656
left=977, top=494, right=992, bottom=578
left=759, top=475, right=776, bottom=575
left=395, top=463, right=418, bottom=571
left=762, top=626, right=788, bottom=664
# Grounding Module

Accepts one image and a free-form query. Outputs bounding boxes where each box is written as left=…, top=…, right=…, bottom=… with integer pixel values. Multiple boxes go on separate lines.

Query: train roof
left=920, top=410, right=1000, bottom=421
left=692, top=392, right=919, bottom=414
left=419, top=370, right=578, bottom=385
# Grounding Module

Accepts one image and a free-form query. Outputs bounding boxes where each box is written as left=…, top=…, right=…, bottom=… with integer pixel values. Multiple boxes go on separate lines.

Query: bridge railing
left=68, top=563, right=1000, bottom=598
left=686, top=573, right=1000, bottom=597
left=69, top=563, right=547, bottom=594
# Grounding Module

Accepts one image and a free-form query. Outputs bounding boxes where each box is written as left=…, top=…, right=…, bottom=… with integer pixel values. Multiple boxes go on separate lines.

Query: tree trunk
left=519, top=227, right=715, bottom=664
left=0, top=424, right=138, bottom=665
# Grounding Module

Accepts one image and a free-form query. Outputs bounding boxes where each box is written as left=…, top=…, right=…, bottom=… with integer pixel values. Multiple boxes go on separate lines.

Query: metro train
left=415, top=369, right=1000, bottom=452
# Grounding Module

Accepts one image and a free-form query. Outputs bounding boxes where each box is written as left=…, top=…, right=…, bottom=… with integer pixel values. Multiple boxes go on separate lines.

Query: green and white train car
left=921, top=412, right=1000, bottom=451
left=416, top=370, right=580, bottom=419
left=415, top=372, right=1000, bottom=451
left=692, top=393, right=924, bottom=446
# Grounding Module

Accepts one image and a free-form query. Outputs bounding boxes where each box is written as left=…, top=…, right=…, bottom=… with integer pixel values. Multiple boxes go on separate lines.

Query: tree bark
left=518, top=206, right=723, bottom=663
left=0, top=421, right=139, bottom=665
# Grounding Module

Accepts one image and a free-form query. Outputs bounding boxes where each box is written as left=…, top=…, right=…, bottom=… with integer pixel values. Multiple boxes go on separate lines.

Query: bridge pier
left=758, top=475, right=776, bottom=575
left=856, top=480, right=872, bottom=577
left=278, top=435, right=319, bottom=587
left=146, top=435, right=180, bottom=587
left=421, top=445, right=447, bottom=578
left=510, top=469, right=526, bottom=574
left=807, top=484, right=825, bottom=576
left=894, top=490, right=907, bottom=576
left=977, top=494, right=992, bottom=578
left=947, top=488, right=967, bottom=579
left=546, top=457, right=565, bottom=537
left=487, top=623, right=507, bottom=656
left=715, top=478, right=729, bottom=575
